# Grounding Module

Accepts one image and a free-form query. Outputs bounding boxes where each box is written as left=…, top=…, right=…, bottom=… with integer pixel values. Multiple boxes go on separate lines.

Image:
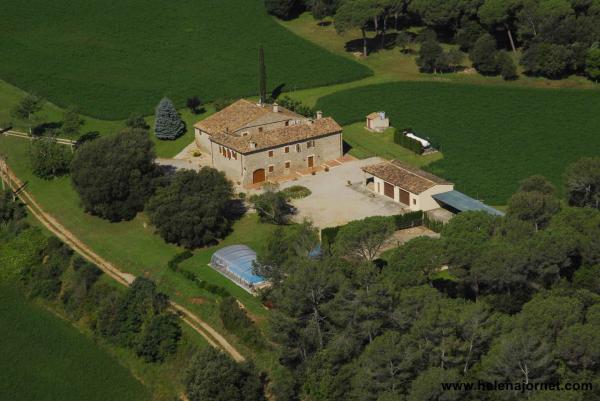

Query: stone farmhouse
left=193, top=99, right=343, bottom=186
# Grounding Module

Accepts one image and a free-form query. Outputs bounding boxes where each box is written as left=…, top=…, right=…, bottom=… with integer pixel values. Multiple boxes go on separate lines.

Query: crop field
left=316, top=82, right=600, bottom=204
left=0, top=0, right=370, bottom=119
left=0, top=282, right=150, bottom=401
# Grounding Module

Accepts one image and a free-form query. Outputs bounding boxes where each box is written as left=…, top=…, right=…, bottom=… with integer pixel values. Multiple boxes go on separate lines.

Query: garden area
left=316, top=81, right=600, bottom=204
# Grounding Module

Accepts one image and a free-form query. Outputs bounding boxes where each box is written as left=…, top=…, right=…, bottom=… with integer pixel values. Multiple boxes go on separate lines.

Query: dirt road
left=0, top=163, right=245, bottom=362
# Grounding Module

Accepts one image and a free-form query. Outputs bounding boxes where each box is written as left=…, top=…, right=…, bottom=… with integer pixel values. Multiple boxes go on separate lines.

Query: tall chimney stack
left=273, top=103, right=279, bottom=113
left=316, top=110, right=323, bottom=119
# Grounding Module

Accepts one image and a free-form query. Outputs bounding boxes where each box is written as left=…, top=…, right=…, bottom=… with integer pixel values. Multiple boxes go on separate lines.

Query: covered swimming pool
left=209, top=245, right=265, bottom=292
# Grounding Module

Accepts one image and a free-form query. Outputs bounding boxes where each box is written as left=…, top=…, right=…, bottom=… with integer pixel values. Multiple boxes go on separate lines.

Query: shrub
left=469, top=34, right=499, bottom=75
left=71, top=128, right=158, bottom=221
left=393, top=211, right=424, bottom=229
left=282, top=185, right=311, bottom=200
left=521, top=43, right=572, bottom=79
left=497, top=51, right=518, bottom=80
left=249, top=184, right=293, bottom=225
left=424, top=213, right=444, bottom=233
left=264, top=0, right=298, bottom=19
left=154, top=97, right=185, bottom=140
left=393, top=129, right=424, bottom=154
left=277, top=96, right=316, bottom=117
left=125, top=113, right=150, bottom=130
left=219, top=297, right=264, bottom=349
left=168, top=250, right=194, bottom=272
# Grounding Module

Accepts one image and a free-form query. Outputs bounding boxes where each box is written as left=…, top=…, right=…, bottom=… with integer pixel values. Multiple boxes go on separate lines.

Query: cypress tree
left=154, top=97, right=185, bottom=140
left=258, top=46, right=267, bottom=104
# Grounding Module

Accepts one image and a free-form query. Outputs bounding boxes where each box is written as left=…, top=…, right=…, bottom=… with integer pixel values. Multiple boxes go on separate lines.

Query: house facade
left=194, top=99, right=343, bottom=186
left=362, top=160, right=454, bottom=211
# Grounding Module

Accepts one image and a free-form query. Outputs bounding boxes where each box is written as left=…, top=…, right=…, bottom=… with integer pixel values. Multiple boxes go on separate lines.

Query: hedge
left=423, top=213, right=445, bottom=233
left=393, top=129, right=424, bottom=154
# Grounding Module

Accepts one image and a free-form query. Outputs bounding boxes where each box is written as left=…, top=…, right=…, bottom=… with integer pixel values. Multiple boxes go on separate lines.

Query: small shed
left=366, top=112, right=390, bottom=132
left=209, top=245, right=265, bottom=292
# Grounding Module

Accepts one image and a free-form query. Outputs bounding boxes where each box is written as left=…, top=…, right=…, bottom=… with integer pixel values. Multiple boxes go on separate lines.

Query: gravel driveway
left=279, top=157, right=407, bottom=228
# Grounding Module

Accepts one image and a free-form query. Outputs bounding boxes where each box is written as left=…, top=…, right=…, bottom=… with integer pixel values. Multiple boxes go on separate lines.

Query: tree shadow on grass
left=270, top=83, right=286, bottom=101
left=33, top=121, right=62, bottom=136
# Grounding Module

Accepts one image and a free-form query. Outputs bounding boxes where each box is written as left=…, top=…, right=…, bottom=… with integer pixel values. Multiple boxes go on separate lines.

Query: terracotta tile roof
left=367, top=112, right=381, bottom=119
left=362, top=159, right=451, bottom=194
left=194, top=99, right=301, bottom=135
left=210, top=117, right=342, bottom=154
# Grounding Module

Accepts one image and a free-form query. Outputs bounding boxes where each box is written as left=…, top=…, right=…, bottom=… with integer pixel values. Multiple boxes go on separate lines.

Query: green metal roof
left=432, top=191, right=504, bottom=216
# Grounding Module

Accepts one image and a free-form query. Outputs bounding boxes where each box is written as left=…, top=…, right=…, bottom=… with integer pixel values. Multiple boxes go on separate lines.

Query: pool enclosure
left=209, top=245, right=266, bottom=293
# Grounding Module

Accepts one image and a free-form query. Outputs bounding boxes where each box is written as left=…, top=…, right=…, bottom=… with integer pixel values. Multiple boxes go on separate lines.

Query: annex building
left=193, top=99, right=343, bottom=186
left=362, top=159, right=504, bottom=216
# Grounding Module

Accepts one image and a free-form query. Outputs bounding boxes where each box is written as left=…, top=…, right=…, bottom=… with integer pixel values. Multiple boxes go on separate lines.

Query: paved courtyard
left=278, top=157, right=407, bottom=228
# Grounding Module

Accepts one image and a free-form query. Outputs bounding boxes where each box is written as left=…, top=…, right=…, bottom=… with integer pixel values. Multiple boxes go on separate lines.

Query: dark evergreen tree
left=258, top=46, right=267, bottom=104
left=154, top=97, right=185, bottom=140
left=71, top=128, right=158, bottom=221
left=469, top=34, right=500, bottom=75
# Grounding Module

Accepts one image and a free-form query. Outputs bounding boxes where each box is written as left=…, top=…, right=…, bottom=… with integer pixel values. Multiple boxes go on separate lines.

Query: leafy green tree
left=455, top=20, right=487, bottom=51
left=20, top=237, right=72, bottom=300
left=12, top=94, right=44, bottom=134
left=585, top=47, right=600, bottom=82
left=507, top=190, right=560, bottom=231
left=249, top=184, right=293, bottom=225
left=557, top=323, right=600, bottom=371
left=71, top=128, right=158, bottom=221
left=146, top=168, right=234, bottom=248
left=136, top=313, right=182, bottom=362
left=479, top=330, right=558, bottom=392
left=334, top=216, right=395, bottom=262
left=264, top=0, right=298, bottom=19
left=386, top=236, right=445, bottom=287
left=29, top=137, right=72, bottom=179
left=519, top=174, right=556, bottom=194
left=417, top=38, right=446, bottom=73
left=408, top=367, right=461, bottom=401
left=565, top=157, right=600, bottom=209
left=154, top=97, right=185, bottom=140
left=469, top=34, right=500, bottom=75
left=572, top=265, right=600, bottom=293
left=258, top=46, right=267, bottom=104
left=335, top=0, right=383, bottom=57
left=125, top=113, right=150, bottom=130
left=446, top=48, right=465, bottom=72
left=517, top=293, right=584, bottom=340
left=185, top=347, right=265, bottom=401
left=521, top=42, right=572, bottom=78
left=0, top=189, right=26, bottom=226
left=478, top=0, right=518, bottom=53
left=61, top=106, right=83, bottom=137
left=496, top=50, right=518, bottom=80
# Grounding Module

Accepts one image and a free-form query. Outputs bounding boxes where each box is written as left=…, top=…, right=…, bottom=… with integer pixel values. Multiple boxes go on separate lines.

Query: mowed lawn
left=0, top=0, right=370, bottom=119
left=316, top=82, right=600, bottom=204
left=0, top=282, right=150, bottom=401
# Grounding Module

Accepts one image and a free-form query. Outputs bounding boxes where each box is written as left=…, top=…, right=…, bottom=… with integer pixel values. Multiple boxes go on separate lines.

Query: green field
left=0, top=0, right=370, bottom=119
left=316, top=81, right=600, bottom=204
left=0, top=282, right=151, bottom=401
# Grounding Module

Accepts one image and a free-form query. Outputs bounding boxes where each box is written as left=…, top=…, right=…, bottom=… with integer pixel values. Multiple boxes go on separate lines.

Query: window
left=285, top=121, right=289, bottom=126
left=413, top=199, right=416, bottom=205
left=232, top=151, right=237, bottom=160
left=285, top=161, right=290, bottom=169
left=307, top=140, right=314, bottom=148
left=268, top=150, right=274, bottom=157
left=284, top=146, right=289, bottom=153
left=258, top=127, right=263, bottom=133
left=268, top=165, right=274, bottom=173
left=227, top=149, right=231, bottom=159
left=222, top=147, right=227, bottom=157
left=296, top=144, right=301, bottom=152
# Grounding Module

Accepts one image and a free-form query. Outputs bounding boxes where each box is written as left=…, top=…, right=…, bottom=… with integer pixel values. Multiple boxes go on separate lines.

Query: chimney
left=250, top=141, right=257, bottom=149
left=273, top=103, right=279, bottom=113
left=316, top=110, right=323, bottom=119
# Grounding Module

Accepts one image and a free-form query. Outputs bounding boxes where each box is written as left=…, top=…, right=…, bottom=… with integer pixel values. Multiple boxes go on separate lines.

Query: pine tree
left=154, top=97, right=185, bottom=140
left=259, top=46, right=267, bottom=104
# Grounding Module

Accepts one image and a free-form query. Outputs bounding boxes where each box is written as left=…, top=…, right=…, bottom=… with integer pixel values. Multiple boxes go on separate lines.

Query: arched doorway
left=253, top=168, right=265, bottom=184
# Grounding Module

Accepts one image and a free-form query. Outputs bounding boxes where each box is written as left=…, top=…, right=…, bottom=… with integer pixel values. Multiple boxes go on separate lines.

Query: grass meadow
left=0, top=281, right=151, bottom=401
left=316, top=81, right=600, bottom=205
left=0, top=0, right=370, bottom=119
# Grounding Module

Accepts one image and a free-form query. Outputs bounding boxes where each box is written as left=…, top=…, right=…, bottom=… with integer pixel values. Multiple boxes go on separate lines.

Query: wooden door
left=384, top=182, right=394, bottom=199
left=253, top=168, right=265, bottom=184
left=399, top=188, right=410, bottom=205
left=307, top=156, right=314, bottom=168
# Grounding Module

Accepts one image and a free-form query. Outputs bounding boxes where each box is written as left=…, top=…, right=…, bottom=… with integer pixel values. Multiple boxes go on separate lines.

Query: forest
left=267, top=0, right=600, bottom=81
